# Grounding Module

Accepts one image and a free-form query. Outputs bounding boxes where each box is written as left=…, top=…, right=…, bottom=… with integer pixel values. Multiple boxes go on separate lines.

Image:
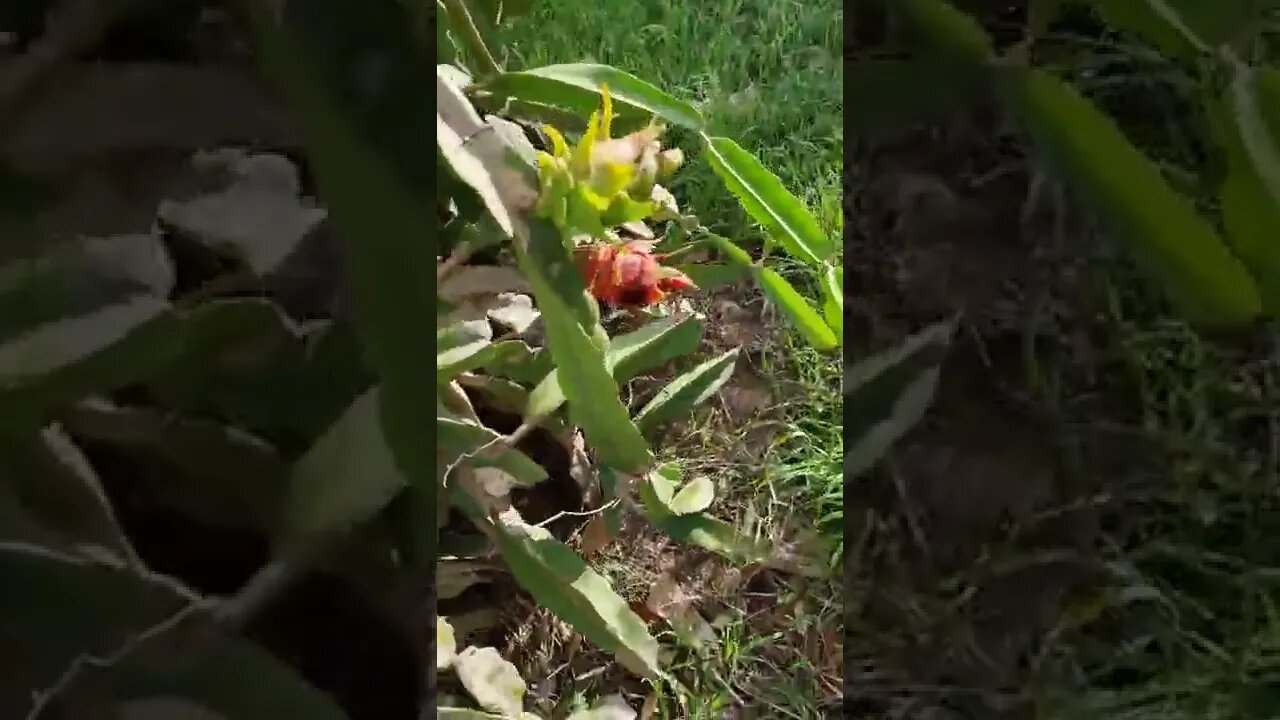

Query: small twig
left=505, top=420, right=538, bottom=448
left=493, top=327, right=525, bottom=343
left=25, top=600, right=207, bottom=720
left=535, top=498, right=620, bottom=528
left=215, top=559, right=299, bottom=631
left=436, top=243, right=474, bottom=281
left=174, top=268, right=264, bottom=309
left=442, top=421, right=539, bottom=500
left=887, top=458, right=932, bottom=563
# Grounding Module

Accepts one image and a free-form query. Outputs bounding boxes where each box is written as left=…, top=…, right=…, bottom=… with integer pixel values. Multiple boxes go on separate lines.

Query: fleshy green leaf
left=114, top=698, right=228, bottom=720
left=525, top=315, right=704, bottom=423
left=706, top=234, right=754, bottom=268
left=59, top=398, right=290, bottom=533
left=459, top=374, right=530, bottom=416
left=439, top=317, right=496, bottom=382
left=438, top=109, right=518, bottom=239
left=755, top=268, right=838, bottom=349
left=892, top=0, right=995, bottom=66
left=109, top=633, right=348, bottom=720
left=491, top=513, right=662, bottom=678
left=698, top=235, right=836, bottom=348
left=0, top=425, right=135, bottom=558
left=676, top=263, right=747, bottom=292
left=1212, top=68, right=1280, bottom=312
left=453, top=646, right=527, bottom=716
left=634, top=348, right=739, bottom=434
left=844, top=318, right=956, bottom=479
left=637, top=474, right=770, bottom=565
left=999, top=66, right=1260, bottom=325
left=820, top=263, right=843, bottom=339
left=147, top=301, right=370, bottom=440
left=0, top=541, right=197, bottom=714
left=0, top=296, right=167, bottom=381
left=0, top=299, right=179, bottom=429
left=0, top=233, right=174, bottom=336
left=281, top=387, right=405, bottom=554
left=439, top=64, right=540, bottom=242
left=479, top=63, right=704, bottom=129
left=0, top=232, right=180, bottom=428
left=669, top=477, right=714, bottom=515
left=606, top=315, right=705, bottom=380
left=239, top=0, right=438, bottom=562
left=437, top=412, right=546, bottom=488
left=1086, top=0, right=1256, bottom=59
left=702, top=136, right=834, bottom=266
left=483, top=340, right=554, bottom=385
left=645, top=465, right=715, bottom=516
left=438, top=617, right=458, bottom=669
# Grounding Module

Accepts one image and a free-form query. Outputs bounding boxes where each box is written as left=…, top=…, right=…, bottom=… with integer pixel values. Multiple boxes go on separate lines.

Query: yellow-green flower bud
left=650, top=185, right=679, bottom=221
left=628, top=145, right=659, bottom=200
left=658, top=148, right=684, bottom=179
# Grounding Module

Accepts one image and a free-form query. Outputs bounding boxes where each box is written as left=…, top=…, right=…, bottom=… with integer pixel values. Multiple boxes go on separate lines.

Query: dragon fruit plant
left=0, top=2, right=953, bottom=719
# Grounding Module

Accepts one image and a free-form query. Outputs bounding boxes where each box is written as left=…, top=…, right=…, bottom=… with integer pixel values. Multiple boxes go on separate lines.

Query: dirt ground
left=842, top=106, right=1124, bottom=717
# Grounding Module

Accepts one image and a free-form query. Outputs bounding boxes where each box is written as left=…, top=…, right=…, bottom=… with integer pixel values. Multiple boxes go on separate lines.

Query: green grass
left=494, top=0, right=844, bottom=715
left=495, top=0, right=843, bottom=249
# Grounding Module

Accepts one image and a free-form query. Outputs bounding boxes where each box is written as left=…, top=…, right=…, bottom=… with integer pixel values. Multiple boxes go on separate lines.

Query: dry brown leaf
left=646, top=572, right=715, bottom=648
left=630, top=601, right=662, bottom=625
left=644, top=572, right=692, bottom=620
left=568, top=429, right=596, bottom=496
left=639, top=692, right=658, bottom=720
left=579, top=514, right=613, bottom=560
left=722, top=371, right=773, bottom=418
left=438, top=265, right=530, bottom=301
left=618, top=220, right=654, bottom=239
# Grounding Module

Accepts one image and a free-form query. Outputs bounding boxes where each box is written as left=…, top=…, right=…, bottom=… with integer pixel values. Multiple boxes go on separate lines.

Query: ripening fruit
left=577, top=240, right=697, bottom=307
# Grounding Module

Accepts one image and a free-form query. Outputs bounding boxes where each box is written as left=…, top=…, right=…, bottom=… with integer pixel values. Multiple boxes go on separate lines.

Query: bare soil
left=844, top=114, right=1117, bottom=718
